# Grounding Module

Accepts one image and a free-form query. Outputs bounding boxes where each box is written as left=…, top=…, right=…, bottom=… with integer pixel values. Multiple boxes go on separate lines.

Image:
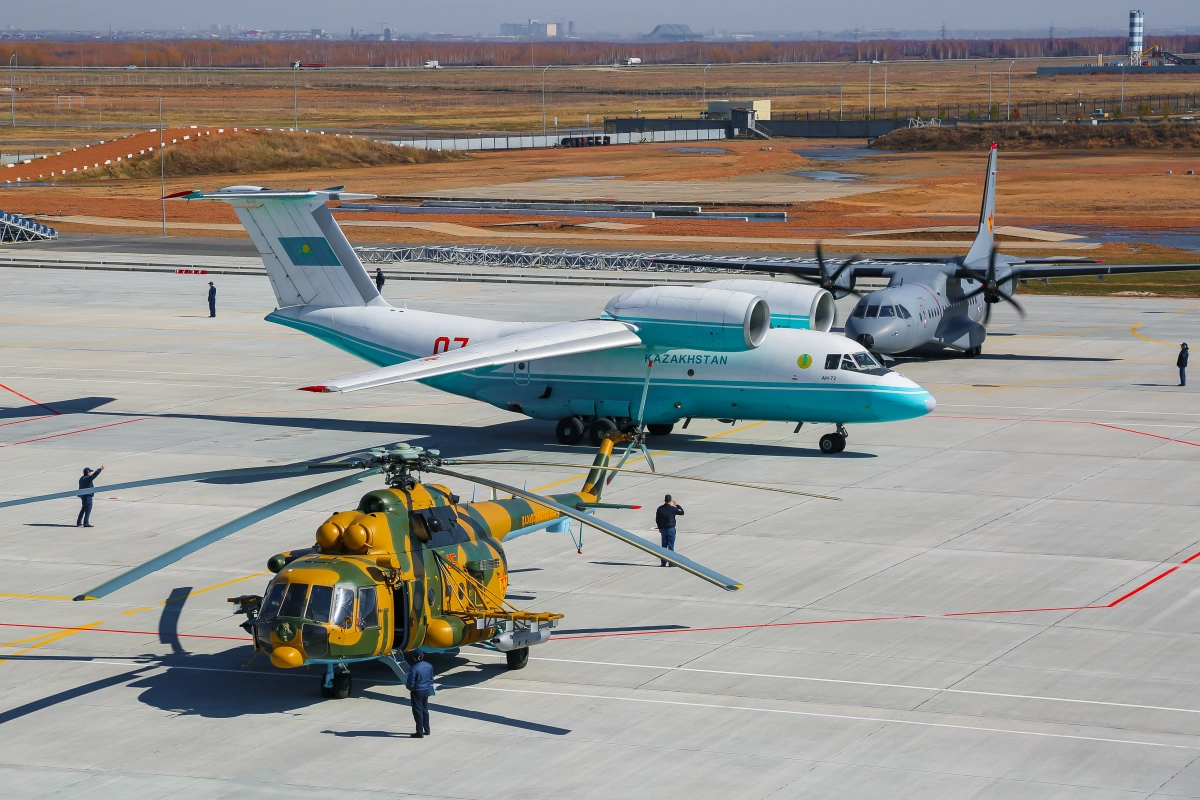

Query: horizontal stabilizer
left=302, top=319, right=642, bottom=393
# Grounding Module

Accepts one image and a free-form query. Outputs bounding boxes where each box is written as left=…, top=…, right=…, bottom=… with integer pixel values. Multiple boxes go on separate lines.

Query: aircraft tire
left=505, top=647, right=530, bottom=670
left=964, top=345, right=981, bottom=358
left=647, top=423, right=674, bottom=436
left=555, top=416, right=586, bottom=445
left=588, top=417, right=618, bottom=446
left=819, top=433, right=845, bottom=454
left=322, top=666, right=352, bottom=699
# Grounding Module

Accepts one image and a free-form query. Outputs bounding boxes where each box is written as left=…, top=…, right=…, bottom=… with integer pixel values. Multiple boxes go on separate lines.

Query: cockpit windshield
left=854, top=352, right=882, bottom=369
left=261, top=582, right=287, bottom=619
left=305, top=584, right=333, bottom=623
left=330, top=587, right=355, bottom=629
left=278, top=583, right=309, bottom=618
left=878, top=305, right=895, bottom=317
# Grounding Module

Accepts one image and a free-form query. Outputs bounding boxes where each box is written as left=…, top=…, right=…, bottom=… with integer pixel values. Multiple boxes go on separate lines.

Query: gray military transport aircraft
left=653, top=143, right=1200, bottom=358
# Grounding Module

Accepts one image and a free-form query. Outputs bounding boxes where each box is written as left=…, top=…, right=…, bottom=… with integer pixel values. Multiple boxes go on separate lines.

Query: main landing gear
left=320, top=663, right=352, bottom=699
left=505, top=647, right=530, bottom=670
left=964, top=345, right=983, bottom=358
left=554, top=416, right=675, bottom=446
left=819, top=424, right=849, bottom=455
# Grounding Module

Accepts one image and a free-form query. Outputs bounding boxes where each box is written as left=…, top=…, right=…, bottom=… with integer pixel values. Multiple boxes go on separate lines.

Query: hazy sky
left=7, top=1, right=1197, bottom=35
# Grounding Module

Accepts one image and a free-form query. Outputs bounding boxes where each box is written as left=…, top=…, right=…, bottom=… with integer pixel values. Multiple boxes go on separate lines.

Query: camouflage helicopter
left=1, top=435, right=833, bottom=699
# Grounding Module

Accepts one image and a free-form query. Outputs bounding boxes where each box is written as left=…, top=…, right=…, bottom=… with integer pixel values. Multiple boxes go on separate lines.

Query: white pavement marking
left=470, top=653, right=1200, bottom=716
left=43, top=659, right=1200, bottom=750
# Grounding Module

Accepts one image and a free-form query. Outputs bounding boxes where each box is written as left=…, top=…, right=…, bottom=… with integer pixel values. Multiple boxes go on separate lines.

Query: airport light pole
left=867, top=62, right=873, bottom=119
left=293, top=62, right=299, bottom=130
left=702, top=63, right=711, bottom=111
left=883, top=64, right=888, bottom=111
left=541, top=65, right=550, bottom=137
left=1120, top=63, right=1125, bottom=114
left=838, top=63, right=850, bottom=118
left=1006, top=60, right=1015, bottom=120
left=9, top=53, right=15, bottom=126
left=159, top=95, right=166, bottom=237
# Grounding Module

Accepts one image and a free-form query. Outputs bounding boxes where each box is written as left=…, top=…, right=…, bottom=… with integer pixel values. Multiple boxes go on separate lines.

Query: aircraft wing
left=300, top=319, right=641, bottom=393
left=1006, top=262, right=1200, bottom=279
left=647, top=256, right=889, bottom=278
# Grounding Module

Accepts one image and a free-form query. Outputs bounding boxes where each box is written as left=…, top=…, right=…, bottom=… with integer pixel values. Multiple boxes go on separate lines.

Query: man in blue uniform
left=375, top=267, right=386, bottom=293
left=77, top=465, right=105, bottom=527
left=1179, top=343, right=1189, bottom=386
left=655, top=494, right=684, bottom=567
left=207, top=282, right=216, bottom=317
left=405, top=651, right=433, bottom=738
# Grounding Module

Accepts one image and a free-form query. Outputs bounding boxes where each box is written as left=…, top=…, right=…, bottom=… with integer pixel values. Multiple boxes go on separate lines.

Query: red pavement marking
left=8, top=549, right=1196, bottom=645
left=0, top=382, right=60, bottom=417
left=933, top=414, right=1200, bottom=447
left=0, top=418, right=146, bottom=447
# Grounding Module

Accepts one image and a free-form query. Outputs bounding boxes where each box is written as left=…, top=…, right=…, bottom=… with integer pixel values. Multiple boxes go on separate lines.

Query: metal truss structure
left=354, top=244, right=815, bottom=274
left=0, top=211, right=58, bottom=243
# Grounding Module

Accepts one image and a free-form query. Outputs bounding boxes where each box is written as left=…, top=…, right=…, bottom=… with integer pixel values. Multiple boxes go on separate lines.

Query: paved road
left=2, top=267, right=1200, bottom=798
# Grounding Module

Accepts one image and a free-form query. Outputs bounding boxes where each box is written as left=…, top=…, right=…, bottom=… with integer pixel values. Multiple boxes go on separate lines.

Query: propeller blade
left=815, top=242, right=828, bottom=280
left=997, top=287, right=1027, bottom=319
left=0, top=462, right=358, bottom=510
left=447, top=460, right=838, bottom=500
left=959, top=285, right=988, bottom=302
left=430, top=466, right=742, bottom=590
left=983, top=302, right=993, bottom=327
left=830, top=255, right=860, bottom=282
left=640, top=443, right=656, bottom=473
left=73, top=468, right=379, bottom=601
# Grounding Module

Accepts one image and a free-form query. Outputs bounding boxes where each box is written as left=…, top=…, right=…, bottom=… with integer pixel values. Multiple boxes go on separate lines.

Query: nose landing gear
left=819, top=424, right=849, bottom=454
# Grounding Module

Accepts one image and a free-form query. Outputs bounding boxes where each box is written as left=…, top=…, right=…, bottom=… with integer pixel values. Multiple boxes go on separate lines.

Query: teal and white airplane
left=174, top=186, right=936, bottom=455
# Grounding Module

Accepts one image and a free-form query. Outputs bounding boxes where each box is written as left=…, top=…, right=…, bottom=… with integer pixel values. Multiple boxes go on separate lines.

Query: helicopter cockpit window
left=357, top=587, right=379, bottom=629
left=304, top=584, right=333, bottom=623
left=261, top=582, right=287, bottom=620
left=879, top=305, right=895, bottom=317
left=330, top=586, right=355, bottom=628
left=278, top=583, right=309, bottom=618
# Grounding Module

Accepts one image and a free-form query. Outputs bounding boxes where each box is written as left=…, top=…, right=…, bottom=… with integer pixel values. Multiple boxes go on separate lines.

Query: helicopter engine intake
left=603, top=286, right=770, bottom=352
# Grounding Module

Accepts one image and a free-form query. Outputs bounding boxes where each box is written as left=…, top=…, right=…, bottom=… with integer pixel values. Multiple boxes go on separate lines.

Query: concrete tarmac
left=2, top=265, right=1200, bottom=799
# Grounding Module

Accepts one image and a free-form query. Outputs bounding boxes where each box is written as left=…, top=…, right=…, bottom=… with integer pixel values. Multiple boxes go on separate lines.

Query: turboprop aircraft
left=169, top=185, right=935, bottom=455
left=650, top=144, right=1200, bottom=358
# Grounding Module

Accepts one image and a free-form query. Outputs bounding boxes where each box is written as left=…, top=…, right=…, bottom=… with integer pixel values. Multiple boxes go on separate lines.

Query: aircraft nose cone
left=872, top=372, right=936, bottom=421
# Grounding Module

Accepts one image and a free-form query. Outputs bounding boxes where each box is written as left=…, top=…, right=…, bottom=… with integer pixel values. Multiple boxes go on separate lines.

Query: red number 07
left=434, top=337, right=470, bottom=354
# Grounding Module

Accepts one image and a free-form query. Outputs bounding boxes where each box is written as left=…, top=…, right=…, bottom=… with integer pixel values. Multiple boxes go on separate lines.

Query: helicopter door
left=392, top=582, right=410, bottom=651
left=513, top=360, right=531, bottom=386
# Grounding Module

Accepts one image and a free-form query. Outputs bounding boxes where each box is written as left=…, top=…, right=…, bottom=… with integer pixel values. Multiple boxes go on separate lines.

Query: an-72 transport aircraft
left=652, top=144, right=1200, bottom=358
left=171, top=185, right=935, bottom=455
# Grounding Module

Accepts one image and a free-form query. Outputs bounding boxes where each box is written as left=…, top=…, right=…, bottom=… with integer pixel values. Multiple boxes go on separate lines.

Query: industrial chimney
left=1129, top=10, right=1144, bottom=62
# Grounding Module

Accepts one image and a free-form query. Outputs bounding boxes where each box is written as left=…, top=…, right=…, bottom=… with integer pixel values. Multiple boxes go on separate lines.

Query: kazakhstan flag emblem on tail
left=280, top=237, right=342, bottom=267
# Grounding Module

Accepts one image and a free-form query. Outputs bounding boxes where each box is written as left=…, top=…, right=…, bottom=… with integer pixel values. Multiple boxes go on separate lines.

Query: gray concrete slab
left=4, top=265, right=1200, bottom=798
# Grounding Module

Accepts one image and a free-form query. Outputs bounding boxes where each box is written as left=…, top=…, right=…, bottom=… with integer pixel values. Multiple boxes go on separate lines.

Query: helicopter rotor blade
left=446, top=459, right=838, bottom=500
left=639, top=443, right=656, bottom=473
left=0, top=462, right=361, bottom=510
left=429, top=466, right=742, bottom=590
left=72, top=468, right=380, bottom=601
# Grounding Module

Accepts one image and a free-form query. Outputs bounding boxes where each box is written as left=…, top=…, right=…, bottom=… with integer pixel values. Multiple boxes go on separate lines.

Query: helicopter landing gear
left=505, top=647, right=530, bottom=670
left=320, top=663, right=352, bottom=699
left=555, top=416, right=585, bottom=445
left=819, top=425, right=848, bottom=455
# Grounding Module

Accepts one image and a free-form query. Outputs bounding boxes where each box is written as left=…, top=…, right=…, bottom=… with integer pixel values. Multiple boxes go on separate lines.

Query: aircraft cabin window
left=865, top=305, right=880, bottom=318
left=331, top=586, right=355, bottom=628
left=305, top=584, right=333, bottom=623
left=879, top=306, right=895, bottom=317
left=824, top=354, right=841, bottom=370
left=850, top=303, right=867, bottom=318
left=358, top=587, right=380, bottom=629
left=278, top=582, right=309, bottom=618
left=261, top=583, right=287, bottom=620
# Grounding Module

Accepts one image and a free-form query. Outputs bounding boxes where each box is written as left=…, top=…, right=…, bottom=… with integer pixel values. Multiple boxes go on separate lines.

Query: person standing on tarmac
left=405, top=651, right=433, bottom=738
left=1179, top=343, right=1189, bottom=386
left=77, top=465, right=105, bottom=527
left=375, top=267, right=386, bottom=293
left=655, top=494, right=684, bottom=567
left=207, top=282, right=217, bottom=318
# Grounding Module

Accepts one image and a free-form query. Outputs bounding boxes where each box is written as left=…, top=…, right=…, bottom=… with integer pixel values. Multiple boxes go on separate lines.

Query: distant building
left=645, top=24, right=701, bottom=41
left=501, top=19, right=562, bottom=37
left=383, top=27, right=392, bottom=41
left=705, top=99, right=771, bottom=120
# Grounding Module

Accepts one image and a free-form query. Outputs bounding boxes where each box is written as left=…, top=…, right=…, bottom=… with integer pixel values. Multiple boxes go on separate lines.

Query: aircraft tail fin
left=170, top=186, right=385, bottom=309
left=962, top=144, right=999, bottom=267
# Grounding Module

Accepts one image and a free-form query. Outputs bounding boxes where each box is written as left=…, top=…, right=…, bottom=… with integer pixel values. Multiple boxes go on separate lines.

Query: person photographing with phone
left=655, top=494, right=684, bottom=567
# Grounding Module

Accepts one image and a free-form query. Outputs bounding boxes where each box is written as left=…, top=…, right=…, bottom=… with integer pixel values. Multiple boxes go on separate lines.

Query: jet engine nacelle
left=604, top=286, right=770, bottom=352
left=700, top=280, right=835, bottom=333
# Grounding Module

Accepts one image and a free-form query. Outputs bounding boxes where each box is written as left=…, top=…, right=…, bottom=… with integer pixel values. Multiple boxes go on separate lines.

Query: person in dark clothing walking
left=405, top=651, right=433, bottom=737
left=77, top=465, right=105, bottom=527
left=655, top=494, right=684, bottom=567
left=1179, top=343, right=1189, bottom=386
left=374, top=267, right=386, bottom=293
left=207, top=282, right=216, bottom=317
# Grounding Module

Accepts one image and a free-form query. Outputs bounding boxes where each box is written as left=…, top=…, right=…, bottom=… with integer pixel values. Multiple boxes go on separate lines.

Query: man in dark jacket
left=77, top=465, right=105, bottom=527
left=1179, top=343, right=1189, bottom=386
left=405, top=651, right=433, bottom=737
left=207, top=282, right=216, bottom=317
left=655, top=494, right=684, bottom=567
left=375, top=267, right=386, bottom=293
